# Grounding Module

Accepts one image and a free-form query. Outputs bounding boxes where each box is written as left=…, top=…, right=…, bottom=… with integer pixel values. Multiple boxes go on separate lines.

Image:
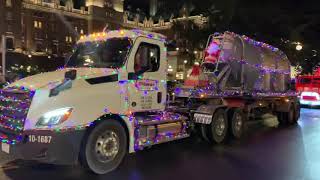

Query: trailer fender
left=193, top=105, right=227, bottom=124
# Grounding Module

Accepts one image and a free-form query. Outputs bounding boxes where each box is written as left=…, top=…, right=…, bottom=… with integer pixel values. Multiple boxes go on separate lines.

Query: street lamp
left=295, top=43, right=303, bottom=51
left=28, top=54, right=32, bottom=58
left=183, top=60, right=188, bottom=64
left=176, top=47, right=179, bottom=51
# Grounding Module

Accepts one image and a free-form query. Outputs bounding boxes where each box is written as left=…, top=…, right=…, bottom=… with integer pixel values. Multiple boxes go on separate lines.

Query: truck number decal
left=29, top=135, right=52, bottom=144
left=141, top=95, right=152, bottom=109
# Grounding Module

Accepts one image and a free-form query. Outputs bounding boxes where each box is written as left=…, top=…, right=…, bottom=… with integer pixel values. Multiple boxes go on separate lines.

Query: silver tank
left=202, top=31, right=291, bottom=93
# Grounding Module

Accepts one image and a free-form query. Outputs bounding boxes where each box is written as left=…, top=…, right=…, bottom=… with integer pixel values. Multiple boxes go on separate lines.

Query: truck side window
left=134, top=43, right=160, bottom=74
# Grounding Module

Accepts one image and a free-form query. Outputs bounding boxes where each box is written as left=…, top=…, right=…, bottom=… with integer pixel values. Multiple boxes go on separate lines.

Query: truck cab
left=0, top=30, right=188, bottom=174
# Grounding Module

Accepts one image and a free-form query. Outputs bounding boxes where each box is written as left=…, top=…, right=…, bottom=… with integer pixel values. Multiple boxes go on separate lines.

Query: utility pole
left=1, top=35, right=6, bottom=78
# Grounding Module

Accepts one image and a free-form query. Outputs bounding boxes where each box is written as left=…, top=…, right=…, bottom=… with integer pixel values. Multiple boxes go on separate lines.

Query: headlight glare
left=36, top=107, right=73, bottom=127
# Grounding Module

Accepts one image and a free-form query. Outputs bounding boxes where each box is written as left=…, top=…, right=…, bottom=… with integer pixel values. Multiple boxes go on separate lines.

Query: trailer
left=0, top=30, right=299, bottom=175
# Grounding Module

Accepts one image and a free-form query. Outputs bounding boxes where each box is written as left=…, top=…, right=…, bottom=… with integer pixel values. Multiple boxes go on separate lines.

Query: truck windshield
left=66, top=38, right=131, bottom=68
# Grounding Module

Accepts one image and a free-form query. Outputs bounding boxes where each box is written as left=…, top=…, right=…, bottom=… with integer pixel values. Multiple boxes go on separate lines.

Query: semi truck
left=0, top=30, right=299, bottom=174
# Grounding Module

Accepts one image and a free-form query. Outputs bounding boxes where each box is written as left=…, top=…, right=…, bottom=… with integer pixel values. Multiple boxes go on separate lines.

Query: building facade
left=1, top=0, right=207, bottom=79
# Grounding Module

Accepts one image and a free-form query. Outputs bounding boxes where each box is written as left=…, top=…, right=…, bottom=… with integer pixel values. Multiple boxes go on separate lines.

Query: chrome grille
left=0, top=88, right=34, bottom=143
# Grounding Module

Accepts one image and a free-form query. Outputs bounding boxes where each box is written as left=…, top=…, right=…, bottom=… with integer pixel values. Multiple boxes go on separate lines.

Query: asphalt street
left=0, top=108, right=319, bottom=180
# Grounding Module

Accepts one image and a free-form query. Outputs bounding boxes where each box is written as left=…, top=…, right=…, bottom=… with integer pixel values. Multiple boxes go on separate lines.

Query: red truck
left=296, top=75, right=320, bottom=106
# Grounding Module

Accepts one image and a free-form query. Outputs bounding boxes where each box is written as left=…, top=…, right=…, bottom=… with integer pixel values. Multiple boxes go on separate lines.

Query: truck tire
left=209, top=109, right=228, bottom=144
left=285, top=105, right=297, bottom=125
left=276, top=112, right=287, bottom=125
left=80, top=119, right=127, bottom=174
left=230, top=108, right=246, bottom=139
left=294, top=103, right=300, bottom=123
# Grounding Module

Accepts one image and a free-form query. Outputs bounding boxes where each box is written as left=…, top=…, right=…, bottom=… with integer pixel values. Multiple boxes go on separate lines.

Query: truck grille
left=0, top=88, right=35, bottom=144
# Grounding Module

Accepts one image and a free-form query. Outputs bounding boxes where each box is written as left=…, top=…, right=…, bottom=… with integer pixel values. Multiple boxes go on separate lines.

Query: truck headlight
left=36, top=107, right=73, bottom=127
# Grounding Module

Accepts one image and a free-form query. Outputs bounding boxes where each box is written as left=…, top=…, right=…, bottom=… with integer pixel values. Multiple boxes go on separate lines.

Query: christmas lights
left=0, top=88, right=35, bottom=144
left=79, top=29, right=166, bottom=44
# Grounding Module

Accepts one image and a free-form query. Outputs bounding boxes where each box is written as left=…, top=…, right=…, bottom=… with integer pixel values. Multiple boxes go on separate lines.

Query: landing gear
left=80, top=120, right=127, bottom=174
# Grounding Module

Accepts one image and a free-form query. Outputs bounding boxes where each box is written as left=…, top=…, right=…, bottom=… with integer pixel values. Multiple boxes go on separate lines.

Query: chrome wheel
left=95, top=130, right=120, bottom=163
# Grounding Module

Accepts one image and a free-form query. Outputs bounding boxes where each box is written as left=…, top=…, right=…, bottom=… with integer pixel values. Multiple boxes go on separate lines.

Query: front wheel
left=80, top=120, right=127, bottom=174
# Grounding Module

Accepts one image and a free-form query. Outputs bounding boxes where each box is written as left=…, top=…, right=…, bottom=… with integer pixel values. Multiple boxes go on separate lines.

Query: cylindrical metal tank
left=202, top=32, right=291, bottom=93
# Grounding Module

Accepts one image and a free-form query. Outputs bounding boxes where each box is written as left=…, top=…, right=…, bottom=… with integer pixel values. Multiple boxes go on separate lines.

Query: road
left=0, top=108, right=320, bottom=180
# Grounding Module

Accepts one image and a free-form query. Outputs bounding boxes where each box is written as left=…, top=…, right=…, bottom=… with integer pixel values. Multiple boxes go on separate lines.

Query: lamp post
left=296, top=43, right=303, bottom=51
left=183, top=60, right=188, bottom=80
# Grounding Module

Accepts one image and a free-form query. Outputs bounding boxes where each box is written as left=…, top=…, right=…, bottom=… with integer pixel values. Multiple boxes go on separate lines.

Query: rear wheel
left=209, top=109, right=228, bottom=144
left=288, top=103, right=299, bottom=125
left=294, top=103, right=300, bottom=123
left=80, top=120, right=127, bottom=174
left=276, top=112, right=286, bottom=125
left=230, top=108, right=246, bottom=139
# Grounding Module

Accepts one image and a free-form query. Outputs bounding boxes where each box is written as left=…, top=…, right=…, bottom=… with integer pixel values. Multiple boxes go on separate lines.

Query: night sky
left=73, top=0, right=319, bottom=52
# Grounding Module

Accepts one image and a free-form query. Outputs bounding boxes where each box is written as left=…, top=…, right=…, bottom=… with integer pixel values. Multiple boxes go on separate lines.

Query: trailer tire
left=293, top=103, right=300, bottom=123
left=209, top=109, right=228, bottom=144
left=80, top=119, right=127, bottom=175
left=276, top=112, right=287, bottom=125
left=287, top=104, right=297, bottom=125
left=230, top=108, right=246, bottom=139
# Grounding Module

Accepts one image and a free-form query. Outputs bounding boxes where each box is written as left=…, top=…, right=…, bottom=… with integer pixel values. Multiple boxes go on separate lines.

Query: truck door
left=126, top=37, right=166, bottom=113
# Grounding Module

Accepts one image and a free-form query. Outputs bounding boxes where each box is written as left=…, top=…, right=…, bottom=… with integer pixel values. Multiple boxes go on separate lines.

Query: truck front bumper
left=1, top=129, right=85, bottom=165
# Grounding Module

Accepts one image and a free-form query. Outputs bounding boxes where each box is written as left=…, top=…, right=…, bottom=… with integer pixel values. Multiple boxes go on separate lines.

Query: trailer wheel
left=293, top=103, right=300, bottom=123
left=276, top=112, right=287, bottom=125
left=80, top=120, right=127, bottom=174
left=287, top=104, right=297, bottom=125
left=230, top=108, right=246, bottom=139
left=209, top=109, right=228, bottom=144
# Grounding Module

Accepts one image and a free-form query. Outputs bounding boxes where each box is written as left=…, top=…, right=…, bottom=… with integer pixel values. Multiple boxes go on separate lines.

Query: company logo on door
left=135, top=79, right=158, bottom=90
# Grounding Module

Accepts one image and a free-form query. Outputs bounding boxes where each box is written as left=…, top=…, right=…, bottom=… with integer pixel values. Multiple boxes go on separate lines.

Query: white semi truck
left=0, top=30, right=299, bottom=174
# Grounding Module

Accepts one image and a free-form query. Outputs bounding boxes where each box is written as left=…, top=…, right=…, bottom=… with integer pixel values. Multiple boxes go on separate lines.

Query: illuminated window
left=75, top=26, right=78, bottom=32
left=34, top=21, right=42, bottom=29
left=80, top=29, right=84, bottom=34
left=65, top=36, right=72, bottom=43
left=6, top=0, right=12, bottom=7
